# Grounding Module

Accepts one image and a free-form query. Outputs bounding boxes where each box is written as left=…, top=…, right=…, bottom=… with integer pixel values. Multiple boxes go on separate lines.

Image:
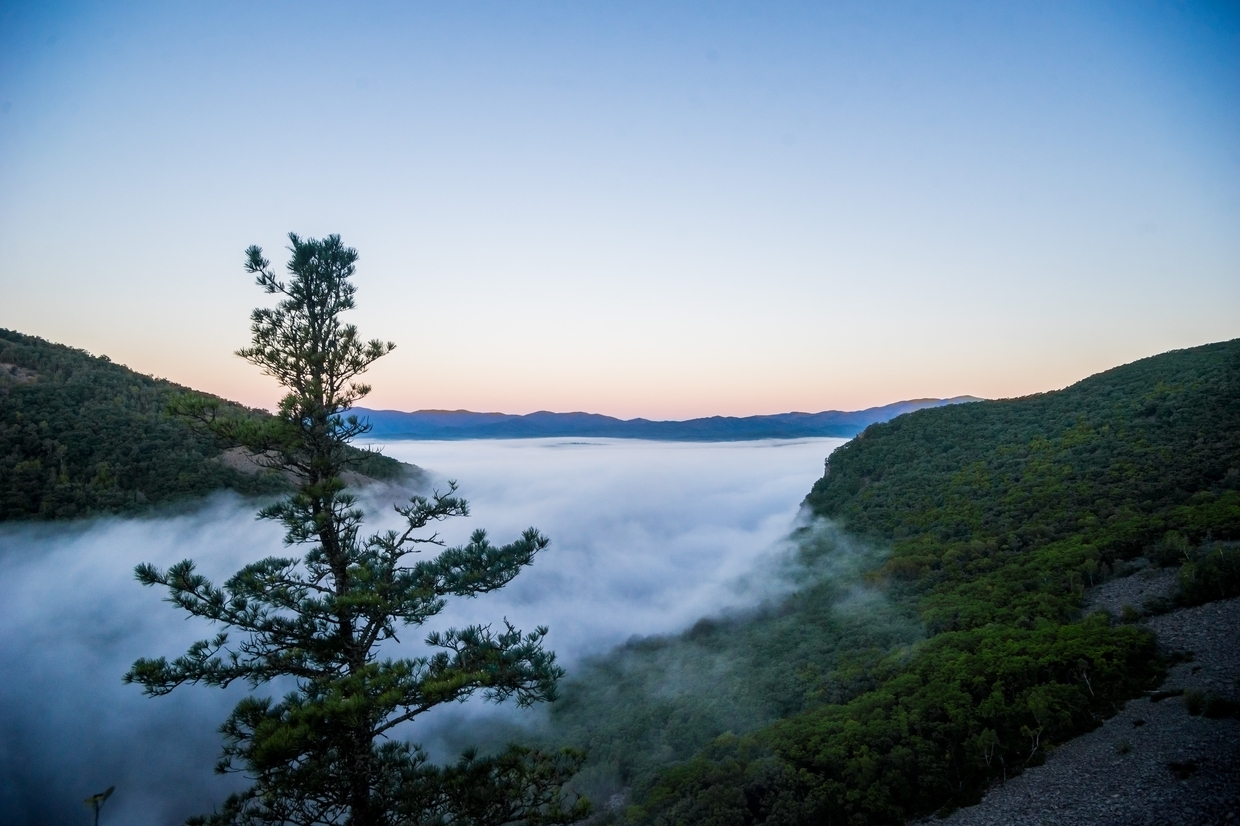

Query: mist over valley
left=3, top=338, right=1238, bottom=825
left=2, top=3, right=1237, bottom=817
left=0, top=437, right=843, bottom=825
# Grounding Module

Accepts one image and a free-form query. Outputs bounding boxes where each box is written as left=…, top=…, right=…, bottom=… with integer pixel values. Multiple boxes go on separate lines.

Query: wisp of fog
left=0, top=437, right=842, bottom=825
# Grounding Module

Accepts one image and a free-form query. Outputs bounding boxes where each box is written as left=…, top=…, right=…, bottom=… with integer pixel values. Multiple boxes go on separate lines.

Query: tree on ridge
left=125, top=233, right=588, bottom=826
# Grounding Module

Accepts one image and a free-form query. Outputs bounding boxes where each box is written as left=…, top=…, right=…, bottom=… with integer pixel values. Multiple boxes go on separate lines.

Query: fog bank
left=0, top=437, right=842, bottom=824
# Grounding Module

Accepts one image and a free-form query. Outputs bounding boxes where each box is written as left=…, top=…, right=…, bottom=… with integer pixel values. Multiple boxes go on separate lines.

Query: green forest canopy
left=0, top=328, right=410, bottom=521
left=552, top=338, right=1240, bottom=825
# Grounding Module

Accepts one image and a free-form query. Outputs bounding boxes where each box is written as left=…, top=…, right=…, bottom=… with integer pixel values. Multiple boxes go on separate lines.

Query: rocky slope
left=935, top=582, right=1240, bottom=826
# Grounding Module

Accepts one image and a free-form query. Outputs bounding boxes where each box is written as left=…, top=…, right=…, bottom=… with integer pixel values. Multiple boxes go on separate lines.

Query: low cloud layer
left=0, top=437, right=842, bottom=824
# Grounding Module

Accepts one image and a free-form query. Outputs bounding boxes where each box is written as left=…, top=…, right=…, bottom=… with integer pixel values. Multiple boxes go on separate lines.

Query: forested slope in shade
left=554, top=339, right=1240, bottom=826
left=0, top=329, right=409, bottom=521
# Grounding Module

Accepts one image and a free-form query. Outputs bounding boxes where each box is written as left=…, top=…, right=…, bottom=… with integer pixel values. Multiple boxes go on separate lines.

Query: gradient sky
left=1, top=1, right=1237, bottom=418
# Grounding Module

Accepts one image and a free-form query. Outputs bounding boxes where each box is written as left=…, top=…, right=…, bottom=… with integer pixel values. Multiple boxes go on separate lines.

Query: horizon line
left=355, top=396, right=986, bottom=422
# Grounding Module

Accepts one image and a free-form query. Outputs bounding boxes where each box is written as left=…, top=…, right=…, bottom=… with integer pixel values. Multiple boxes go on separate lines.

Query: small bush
left=1141, top=596, right=1171, bottom=616
left=1167, top=759, right=1199, bottom=780
left=1120, top=605, right=1141, bottom=623
left=1114, top=739, right=1132, bottom=755
left=1152, top=532, right=1191, bottom=567
left=1183, top=690, right=1205, bottom=716
left=1177, top=543, right=1240, bottom=607
left=1204, top=694, right=1240, bottom=718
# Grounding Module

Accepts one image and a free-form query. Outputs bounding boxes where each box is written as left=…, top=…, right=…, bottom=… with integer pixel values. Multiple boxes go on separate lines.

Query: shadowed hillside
left=0, top=329, right=415, bottom=521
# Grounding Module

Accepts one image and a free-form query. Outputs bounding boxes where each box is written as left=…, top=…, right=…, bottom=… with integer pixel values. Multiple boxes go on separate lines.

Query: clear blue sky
left=1, top=1, right=1237, bottom=417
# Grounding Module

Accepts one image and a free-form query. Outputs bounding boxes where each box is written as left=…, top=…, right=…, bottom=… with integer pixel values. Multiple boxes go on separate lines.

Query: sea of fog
left=0, top=437, right=843, bottom=825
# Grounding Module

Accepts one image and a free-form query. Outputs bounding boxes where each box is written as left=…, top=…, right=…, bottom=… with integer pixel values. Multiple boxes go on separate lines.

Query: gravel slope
left=930, top=589, right=1240, bottom=826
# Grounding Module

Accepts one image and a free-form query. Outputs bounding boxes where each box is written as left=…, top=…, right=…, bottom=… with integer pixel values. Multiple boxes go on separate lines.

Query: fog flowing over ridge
left=0, top=437, right=843, bottom=824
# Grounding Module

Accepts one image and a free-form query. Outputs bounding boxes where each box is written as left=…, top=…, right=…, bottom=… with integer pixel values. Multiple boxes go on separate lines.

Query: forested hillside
left=553, top=339, right=1240, bottom=825
left=0, top=329, right=409, bottom=521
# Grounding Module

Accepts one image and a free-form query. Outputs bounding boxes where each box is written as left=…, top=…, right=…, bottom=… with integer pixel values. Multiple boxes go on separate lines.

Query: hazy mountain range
left=354, top=398, right=981, bottom=441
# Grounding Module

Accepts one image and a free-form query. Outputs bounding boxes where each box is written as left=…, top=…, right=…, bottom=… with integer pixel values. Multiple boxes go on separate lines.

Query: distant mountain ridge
left=355, top=398, right=980, bottom=441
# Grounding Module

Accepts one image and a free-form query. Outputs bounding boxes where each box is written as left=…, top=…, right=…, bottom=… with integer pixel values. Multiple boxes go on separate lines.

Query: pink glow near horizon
left=2, top=2, right=1236, bottom=417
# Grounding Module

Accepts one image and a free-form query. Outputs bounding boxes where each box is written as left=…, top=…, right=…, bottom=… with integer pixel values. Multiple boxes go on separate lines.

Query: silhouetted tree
left=126, top=234, right=587, bottom=826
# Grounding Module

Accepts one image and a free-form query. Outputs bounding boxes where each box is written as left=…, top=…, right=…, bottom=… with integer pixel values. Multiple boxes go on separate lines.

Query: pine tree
left=125, top=234, right=587, bottom=826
